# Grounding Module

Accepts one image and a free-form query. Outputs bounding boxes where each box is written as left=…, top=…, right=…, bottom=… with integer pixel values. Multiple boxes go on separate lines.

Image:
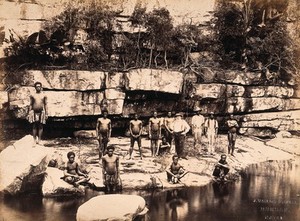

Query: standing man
left=129, top=113, right=143, bottom=160
left=172, top=112, right=190, bottom=159
left=96, top=110, right=111, bottom=159
left=102, top=145, right=121, bottom=192
left=204, top=112, right=218, bottom=155
left=28, top=82, right=48, bottom=145
left=163, top=111, right=174, bottom=149
left=149, top=111, right=161, bottom=157
left=226, top=114, right=239, bottom=156
left=191, top=108, right=205, bottom=149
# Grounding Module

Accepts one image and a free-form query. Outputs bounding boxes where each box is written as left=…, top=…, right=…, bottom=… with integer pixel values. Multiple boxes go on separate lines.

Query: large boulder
left=125, top=69, right=184, bottom=94
left=42, top=167, right=85, bottom=197
left=76, top=194, right=148, bottom=221
left=0, top=135, right=51, bottom=195
left=21, top=70, right=106, bottom=91
left=8, top=87, right=104, bottom=118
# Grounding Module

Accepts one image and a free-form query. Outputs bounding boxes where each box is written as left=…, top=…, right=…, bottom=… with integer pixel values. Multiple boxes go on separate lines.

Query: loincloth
left=104, top=174, right=119, bottom=186
left=28, top=110, right=46, bottom=124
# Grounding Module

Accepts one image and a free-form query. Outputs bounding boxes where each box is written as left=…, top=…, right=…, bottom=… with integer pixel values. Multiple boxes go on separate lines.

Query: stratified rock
left=106, top=72, right=125, bottom=89
left=105, top=89, right=126, bottom=100
left=193, top=84, right=225, bottom=99
left=8, top=87, right=103, bottom=118
left=123, top=100, right=176, bottom=117
left=125, top=69, right=184, bottom=94
left=76, top=194, right=148, bottom=221
left=241, top=110, right=300, bottom=131
left=22, top=70, right=106, bottom=91
left=227, top=97, right=300, bottom=113
left=246, top=86, right=294, bottom=98
left=0, top=135, right=51, bottom=195
left=226, top=85, right=245, bottom=97
left=107, top=99, right=124, bottom=115
left=42, top=167, right=84, bottom=197
left=216, top=70, right=262, bottom=85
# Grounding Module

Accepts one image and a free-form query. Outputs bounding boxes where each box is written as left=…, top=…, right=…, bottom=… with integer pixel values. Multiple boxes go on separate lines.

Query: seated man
left=156, top=137, right=171, bottom=156
left=213, top=154, right=230, bottom=181
left=63, top=151, right=90, bottom=187
left=102, top=145, right=121, bottom=192
left=166, top=155, right=189, bottom=184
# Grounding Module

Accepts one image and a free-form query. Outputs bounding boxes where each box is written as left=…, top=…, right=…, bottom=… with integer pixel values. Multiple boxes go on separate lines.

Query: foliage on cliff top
left=2, top=0, right=299, bottom=85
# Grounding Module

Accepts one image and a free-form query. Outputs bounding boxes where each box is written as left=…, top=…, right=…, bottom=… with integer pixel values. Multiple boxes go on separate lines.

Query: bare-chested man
left=149, top=111, right=161, bottom=157
left=102, top=145, right=121, bottom=192
left=96, top=110, right=111, bottom=159
left=164, top=111, right=174, bottom=149
left=129, top=113, right=143, bottom=160
left=28, top=82, right=48, bottom=145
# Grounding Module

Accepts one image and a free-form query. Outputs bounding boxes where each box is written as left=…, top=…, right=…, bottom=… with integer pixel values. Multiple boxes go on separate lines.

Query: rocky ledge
left=1, top=132, right=298, bottom=197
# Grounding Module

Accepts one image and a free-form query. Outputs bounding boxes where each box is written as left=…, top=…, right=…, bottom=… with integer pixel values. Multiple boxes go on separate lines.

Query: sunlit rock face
left=42, top=167, right=85, bottom=197
left=125, top=69, right=184, bottom=94
left=76, top=194, right=148, bottom=221
left=0, top=135, right=51, bottom=195
left=21, top=70, right=106, bottom=91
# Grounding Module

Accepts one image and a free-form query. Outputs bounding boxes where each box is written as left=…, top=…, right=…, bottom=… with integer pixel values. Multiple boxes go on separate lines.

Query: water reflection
left=0, top=160, right=299, bottom=221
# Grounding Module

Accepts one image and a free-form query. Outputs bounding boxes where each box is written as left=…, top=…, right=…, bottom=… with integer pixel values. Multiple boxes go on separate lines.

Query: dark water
left=1, top=160, right=299, bottom=221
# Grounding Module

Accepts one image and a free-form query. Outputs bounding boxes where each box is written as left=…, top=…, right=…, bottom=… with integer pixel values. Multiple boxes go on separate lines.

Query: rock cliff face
left=3, top=68, right=300, bottom=138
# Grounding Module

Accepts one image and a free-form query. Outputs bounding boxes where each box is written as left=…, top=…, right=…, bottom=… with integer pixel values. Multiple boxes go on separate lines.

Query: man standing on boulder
left=226, top=114, right=239, bottom=156
left=191, top=108, right=205, bottom=150
left=149, top=111, right=161, bottom=157
left=204, top=112, right=218, bottom=155
left=28, top=82, right=48, bottom=145
left=129, top=113, right=143, bottom=160
left=96, top=110, right=111, bottom=159
left=172, top=112, right=190, bottom=159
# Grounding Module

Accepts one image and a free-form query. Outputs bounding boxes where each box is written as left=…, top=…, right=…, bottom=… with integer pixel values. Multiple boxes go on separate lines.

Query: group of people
left=28, top=82, right=239, bottom=189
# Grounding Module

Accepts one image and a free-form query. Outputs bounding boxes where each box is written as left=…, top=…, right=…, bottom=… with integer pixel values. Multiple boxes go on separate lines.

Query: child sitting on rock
left=62, top=151, right=90, bottom=187
left=166, top=155, right=189, bottom=184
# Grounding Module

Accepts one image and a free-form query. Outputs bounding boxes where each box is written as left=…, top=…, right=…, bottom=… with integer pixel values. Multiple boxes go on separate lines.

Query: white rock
left=8, top=87, right=103, bottom=118
left=105, top=88, right=126, bottom=100
left=42, top=167, right=84, bottom=197
left=0, top=91, right=8, bottom=108
left=22, top=70, right=106, bottom=91
left=0, top=135, right=52, bottom=195
left=73, top=130, right=97, bottom=139
left=247, top=86, right=294, bottom=98
left=76, top=194, right=148, bottom=221
left=125, top=69, right=184, bottom=94
left=193, top=84, right=225, bottom=99
left=275, top=131, right=292, bottom=138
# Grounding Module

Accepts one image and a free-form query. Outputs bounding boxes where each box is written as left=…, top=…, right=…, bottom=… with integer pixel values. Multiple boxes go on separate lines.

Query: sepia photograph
left=0, top=0, right=299, bottom=220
